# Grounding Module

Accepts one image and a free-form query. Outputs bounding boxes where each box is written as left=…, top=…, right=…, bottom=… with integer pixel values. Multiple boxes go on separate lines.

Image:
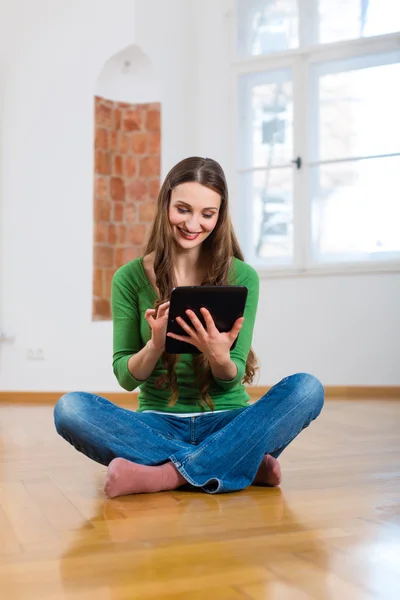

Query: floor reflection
left=58, top=487, right=331, bottom=598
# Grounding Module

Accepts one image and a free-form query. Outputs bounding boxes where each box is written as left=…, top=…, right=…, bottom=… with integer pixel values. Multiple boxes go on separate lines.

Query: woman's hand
left=167, top=307, right=244, bottom=364
left=144, top=301, right=170, bottom=352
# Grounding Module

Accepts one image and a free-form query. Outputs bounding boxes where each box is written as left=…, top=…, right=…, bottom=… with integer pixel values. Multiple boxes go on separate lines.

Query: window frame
left=229, top=0, right=400, bottom=277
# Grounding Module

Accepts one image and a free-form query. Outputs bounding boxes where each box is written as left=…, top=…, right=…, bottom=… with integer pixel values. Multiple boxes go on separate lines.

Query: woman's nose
left=186, top=215, right=200, bottom=231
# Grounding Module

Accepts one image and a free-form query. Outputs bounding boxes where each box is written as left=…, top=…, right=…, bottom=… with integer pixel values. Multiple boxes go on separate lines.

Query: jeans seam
left=179, top=403, right=251, bottom=466
left=190, top=417, right=196, bottom=444
left=169, top=456, right=223, bottom=493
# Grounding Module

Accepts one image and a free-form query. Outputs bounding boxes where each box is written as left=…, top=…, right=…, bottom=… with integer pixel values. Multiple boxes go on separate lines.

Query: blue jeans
left=54, top=373, right=324, bottom=494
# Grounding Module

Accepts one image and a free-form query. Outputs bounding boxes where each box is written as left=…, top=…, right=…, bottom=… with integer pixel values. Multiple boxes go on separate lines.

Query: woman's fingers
left=185, top=310, right=206, bottom=334
left=157, top=301, right=170, bottom=318
left=200, top=307, right=218, bottom=333
left=230, top=317, right=244, bottom=339
left=145, top=308, right=156, bottom=322
left=167, top=332, right=198, bottom=347
left=176, top=316, right=196, bottom=336
left=146, top=302, right=170, bottom=322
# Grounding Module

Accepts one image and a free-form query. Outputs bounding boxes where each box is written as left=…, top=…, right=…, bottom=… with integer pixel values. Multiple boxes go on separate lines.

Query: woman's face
left=168, top=182, right=221, bottom=249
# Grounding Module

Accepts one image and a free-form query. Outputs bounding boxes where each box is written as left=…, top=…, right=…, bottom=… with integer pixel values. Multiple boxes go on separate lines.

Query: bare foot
left=104, top=458, right=187, bottom=498
left=253, top=454, right=282, bottom=487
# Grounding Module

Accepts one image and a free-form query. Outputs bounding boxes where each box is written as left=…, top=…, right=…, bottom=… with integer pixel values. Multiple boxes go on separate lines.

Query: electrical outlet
left=26, top=348, right=45, bottom=360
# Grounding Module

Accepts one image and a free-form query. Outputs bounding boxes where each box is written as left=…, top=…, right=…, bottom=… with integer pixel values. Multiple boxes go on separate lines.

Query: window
left=235, top=0, right=400, bottom=271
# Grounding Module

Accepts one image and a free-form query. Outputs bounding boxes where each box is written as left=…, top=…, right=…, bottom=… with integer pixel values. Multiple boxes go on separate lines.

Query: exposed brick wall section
left=93, top=97, right=160, bottom=320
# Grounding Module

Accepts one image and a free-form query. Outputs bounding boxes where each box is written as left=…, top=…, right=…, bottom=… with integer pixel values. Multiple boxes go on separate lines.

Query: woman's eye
left=176, top=207, right=213, bottom=219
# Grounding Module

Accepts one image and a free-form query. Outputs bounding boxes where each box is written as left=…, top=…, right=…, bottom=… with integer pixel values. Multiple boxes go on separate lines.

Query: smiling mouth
left=177, top=227, right=202, bottom=240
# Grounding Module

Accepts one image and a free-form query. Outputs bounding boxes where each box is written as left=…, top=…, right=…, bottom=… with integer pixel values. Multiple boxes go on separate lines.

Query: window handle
left=292, top=156, right=302, bottom=170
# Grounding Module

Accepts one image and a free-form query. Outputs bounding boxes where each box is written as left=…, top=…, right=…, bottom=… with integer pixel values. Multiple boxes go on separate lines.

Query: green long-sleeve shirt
left=111, top=257, right=259, bottom=413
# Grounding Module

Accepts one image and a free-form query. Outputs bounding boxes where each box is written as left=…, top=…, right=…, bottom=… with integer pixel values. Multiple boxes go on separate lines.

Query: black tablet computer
left=165, top=285, right=248, bottom=354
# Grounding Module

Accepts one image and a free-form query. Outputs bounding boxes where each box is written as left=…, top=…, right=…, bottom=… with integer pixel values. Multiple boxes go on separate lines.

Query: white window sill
left=253, top=261, right=400, bottom=279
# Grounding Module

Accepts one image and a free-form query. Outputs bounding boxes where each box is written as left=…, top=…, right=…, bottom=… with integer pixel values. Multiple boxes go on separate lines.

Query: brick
left=131, top=132, right=147, bottom=154
left=94, top=177, right=108, bottom=200
left=93, top=298, right=111, bottom=320
left=94, top=198, right=111, bottom=221
left=110, top=177, right=125, bottom=202
left=114, top=108, right=121, bottom=130
left=95, top=103, right=112, bottom=127
left=103, top=268, right=114, bottom=298
left=125, top=156, right=137, bottom=177
left=93, top=268, right=103, bottom=297
left=139, top=156, right=160, bottom=178
left=147, top=131, right=160, bottom=155
left=124, top=247, right=142, bottom=263
left=115, top=247, right=125, bottom=268
left=109, top=131, right=118, bottom=152
left=94, top=245, right=114, bottom=268
left=146, top=109, right=160, bottom=132
left=119, top=133, right=129, bottom=154
left=95, top=128, right=108, bottom=150
left=123, top=108, right=143, bottom=132
left=113, top=155, right=123, bottom=176
left=95, top=150, right=111, bottom=175
left=127, top=179, right=148, bottom=201
left=149, top=179, right=160, bottom=199
left=125, top=203, right=136, bottom=224
left=117, top=102, right=132, bottom=109
left=94, top=221, right=108, bottom=243
left=113, top=202, right=124, bottom=222
left=108, top=223, right=117, bottom=245
left=138, top=201, right=156, bottom=222
left=128, top=224, right=147, bottom=245
left=117, top=224, right=127, bottom=244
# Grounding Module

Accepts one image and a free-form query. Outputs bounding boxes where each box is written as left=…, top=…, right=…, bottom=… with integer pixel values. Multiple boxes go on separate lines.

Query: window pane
left=239, top=70, right=293, bottom=169
left=237, top=0, right=298, bottom=57
left=311, top=156, right=400, bottom=260
left=239, top=168, right=293, bottom=261
left=317, top=59, right=400, bottom=161
left=319, top=0, right=400, bottom=44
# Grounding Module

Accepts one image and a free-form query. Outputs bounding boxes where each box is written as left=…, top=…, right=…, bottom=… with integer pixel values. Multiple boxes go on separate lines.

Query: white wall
left=0, top=0, right=196, bottom=392
left=132, top=0, right=199, bottom=170
left=253, top=273, right=400, bottom=386
left=96, top=45, right=161, bottom=104
left=0, top=0, right=398, bottom=392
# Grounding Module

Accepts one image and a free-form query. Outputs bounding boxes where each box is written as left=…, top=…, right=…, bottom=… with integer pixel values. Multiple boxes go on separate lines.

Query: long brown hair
left=143, top=156, right=258, bottom=409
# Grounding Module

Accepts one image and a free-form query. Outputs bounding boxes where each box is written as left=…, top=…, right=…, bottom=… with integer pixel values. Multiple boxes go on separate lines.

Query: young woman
left=54, top=156, right=324, bottom=498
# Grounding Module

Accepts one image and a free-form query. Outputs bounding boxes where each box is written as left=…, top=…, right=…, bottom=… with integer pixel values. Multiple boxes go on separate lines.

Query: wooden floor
left=0, top=400, right=399, bottom=600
